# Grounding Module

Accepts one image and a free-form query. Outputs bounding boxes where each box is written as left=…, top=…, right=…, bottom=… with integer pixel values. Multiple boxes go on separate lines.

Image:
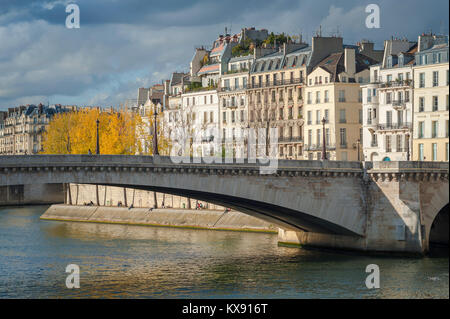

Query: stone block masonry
left=66, top=183, right=225, bottom=210
left=41, top=204, right=278, bottom=233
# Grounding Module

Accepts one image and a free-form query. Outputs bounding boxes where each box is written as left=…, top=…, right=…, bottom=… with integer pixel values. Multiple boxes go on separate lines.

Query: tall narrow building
left=412, top=34, right=449, bottom=162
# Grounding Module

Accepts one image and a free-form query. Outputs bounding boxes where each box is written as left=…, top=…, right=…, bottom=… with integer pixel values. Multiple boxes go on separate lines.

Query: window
left=340, top=128, right=347, bottom=147
left=324, top=90, right=329, bottom=103
left=432, top=121, right=438, bottom=138
left=324, top=109, right=329, bottom=123
left=315, top=91, right=320, bottom=103
left=419, top=97, right=425, bottom=112
left=223, top=111, right=227, bottom=123
left=397, top=110, right=403, bottom=126
left=419, top=144, right=424, bottom=161
left=325, top=128, right=330, bottom=145
left=418, top=121, right=424, bottom=138
left=316, top=110, right=321, bottom=124
left=316, top=129, right=321, bottom=145
left=210, top=112, right=213, bottom=123
left=386, top=111, right=392, bottom=126
left=385, top=135, right=391, bottom=153
left=432, top=143, right=437, bottom=161
left=386, top=93, right=392, bottom=104
left=367, top=109, right=372, bottom=124
left=307, top=111, right=312, bottom=125
left=371, top=133, right=378, bottom=147
left=446, top=120, right=449, bottom=137
left=419, top=73, right=425, bottom=88
left=396, top=135, right=402, bottom=152
left=308, top=130, right=312, bottom=145
left=339, top=109, right=346, bottom=123
left=338, top=90, right=345, bottom=102
left=359, top=109, right=362, bottom=124
left=297, top=88, right=302, bottom=100
left=307, top=92, right=312, bottom=104
left=433, top=96, right=439, bottom=111
left=433, top=71, right=439, bottom=87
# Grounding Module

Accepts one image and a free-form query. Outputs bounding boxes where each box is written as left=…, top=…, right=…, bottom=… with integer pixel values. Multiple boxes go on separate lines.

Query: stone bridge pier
left=0, top=155, right=448, bottom=255
left=279, top=161, right=449, bottom=255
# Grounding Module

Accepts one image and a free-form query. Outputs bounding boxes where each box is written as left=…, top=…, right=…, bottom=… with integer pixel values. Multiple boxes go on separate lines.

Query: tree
left=41, top=108, right=161, bottom=155
left=263, top=32, right=292, bottom=46
left=136, top=107, right=171, bottom=155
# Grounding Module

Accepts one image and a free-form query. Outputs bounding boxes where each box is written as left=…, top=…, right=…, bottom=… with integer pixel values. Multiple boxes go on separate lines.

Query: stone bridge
left=0, top=155, right=448, bottom=255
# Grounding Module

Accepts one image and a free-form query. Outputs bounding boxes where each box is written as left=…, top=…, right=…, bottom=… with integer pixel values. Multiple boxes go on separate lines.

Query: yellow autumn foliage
left=41, top=108, right=170, bottom=155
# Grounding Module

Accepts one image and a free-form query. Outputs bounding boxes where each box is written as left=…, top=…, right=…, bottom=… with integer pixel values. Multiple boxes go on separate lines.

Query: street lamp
left=406, top=132, right=410, bottom=161
left=153, top=104, right=159, bottom=156
left=321, top=117, right=327, bottom=160
left=357, top=139, right=361, bottom=161
left=96, top=119, right=100, bottom=155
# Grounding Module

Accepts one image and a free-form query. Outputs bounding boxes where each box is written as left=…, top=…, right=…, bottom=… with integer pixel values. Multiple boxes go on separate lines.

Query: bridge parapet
left=366, top=161, right=449, bottom=182
left=1, top=155, right=364, bottom=178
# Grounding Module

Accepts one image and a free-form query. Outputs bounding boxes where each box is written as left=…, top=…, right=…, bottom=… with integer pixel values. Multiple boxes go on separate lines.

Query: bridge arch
left=0, top=155, right=369, bottom=237
left=428, top=203, right=449, bottom=255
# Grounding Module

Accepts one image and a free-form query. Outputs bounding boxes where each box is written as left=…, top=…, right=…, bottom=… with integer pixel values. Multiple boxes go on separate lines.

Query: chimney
left=344, top=48, right=356, bottom=77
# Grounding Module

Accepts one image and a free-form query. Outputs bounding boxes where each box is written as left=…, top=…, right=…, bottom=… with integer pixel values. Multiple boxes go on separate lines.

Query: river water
left=0, top=205, right=448, bottom=299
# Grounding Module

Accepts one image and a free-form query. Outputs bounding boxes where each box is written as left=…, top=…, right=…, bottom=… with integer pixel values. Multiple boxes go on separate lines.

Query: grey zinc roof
left=250, top=47, right=311, bottom=73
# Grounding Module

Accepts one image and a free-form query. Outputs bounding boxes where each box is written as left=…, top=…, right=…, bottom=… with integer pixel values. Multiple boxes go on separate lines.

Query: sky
left=0, top=0, right=448, bottom=110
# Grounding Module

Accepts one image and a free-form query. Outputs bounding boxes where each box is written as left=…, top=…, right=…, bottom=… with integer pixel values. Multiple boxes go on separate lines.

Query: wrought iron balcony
left=377, top=122, right=412, bottom=130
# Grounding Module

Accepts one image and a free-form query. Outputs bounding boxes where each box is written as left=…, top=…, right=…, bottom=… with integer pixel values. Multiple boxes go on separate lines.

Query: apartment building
left=0, top=104, right=74, bottom=155
left=413, top=34, right=449, bottom=162
left=303, top=47, right=377, bottom=161
left=180, top=89, right=220, bottom=157
left=362, top=38, right=417, bottom=161
left=218, top=55, right=252, bottom=158
left=247, top=42, right=309, bottom=159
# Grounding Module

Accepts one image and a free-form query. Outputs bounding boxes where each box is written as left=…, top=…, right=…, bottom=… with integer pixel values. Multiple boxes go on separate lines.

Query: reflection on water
left=0, top=206, right=448, bottom=298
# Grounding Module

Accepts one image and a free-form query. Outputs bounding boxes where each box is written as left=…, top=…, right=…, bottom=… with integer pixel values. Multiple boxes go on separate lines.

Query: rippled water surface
left=0, top=206, right=448, bottom=298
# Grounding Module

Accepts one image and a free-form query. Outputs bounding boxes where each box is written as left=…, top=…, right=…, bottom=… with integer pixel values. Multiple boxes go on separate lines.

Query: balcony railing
left=379, top=79, right=413, bottom=88
left=247, top=78, right=305, bottom=89
left=220, top=85, right=246, bottom=92
left=304, top=144, right=336, bottom=151
left=377, top=122, right=412, bottom=130
left=278, top=136, right=303, bottom=143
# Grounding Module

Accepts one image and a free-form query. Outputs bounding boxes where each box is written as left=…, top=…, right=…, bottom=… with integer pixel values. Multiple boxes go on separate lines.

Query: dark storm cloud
left=0, top=0, right=448, bottom=108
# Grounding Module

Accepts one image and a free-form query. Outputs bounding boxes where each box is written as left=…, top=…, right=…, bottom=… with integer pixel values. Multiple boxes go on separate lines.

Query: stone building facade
left=0, top=104, right=75, bottom=155
left=412, top=34, right=449, bottom=162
